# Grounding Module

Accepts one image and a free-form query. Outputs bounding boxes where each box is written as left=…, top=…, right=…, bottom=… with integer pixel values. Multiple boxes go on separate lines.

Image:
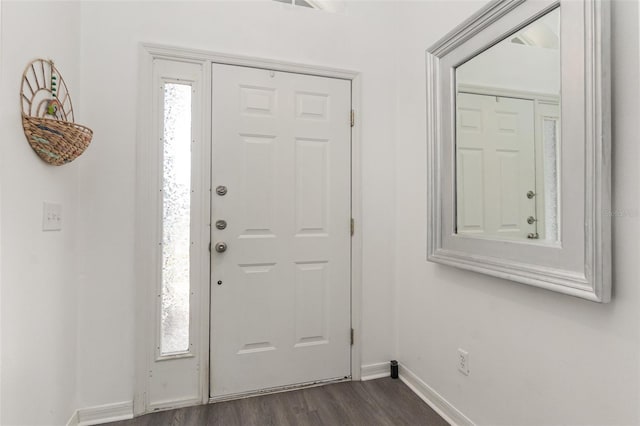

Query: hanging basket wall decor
left=20, top=59, right=93, bottom=166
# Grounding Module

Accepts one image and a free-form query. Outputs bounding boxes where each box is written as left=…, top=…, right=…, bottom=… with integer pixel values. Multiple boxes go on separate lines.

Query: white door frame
left=135, top=43, right=363, bottom=415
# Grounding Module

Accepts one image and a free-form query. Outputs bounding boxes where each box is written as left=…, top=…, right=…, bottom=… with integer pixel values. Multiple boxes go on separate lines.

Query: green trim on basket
left=35, top=147, right=61, bottom=159
left=31, top=135, right=51, bottom=145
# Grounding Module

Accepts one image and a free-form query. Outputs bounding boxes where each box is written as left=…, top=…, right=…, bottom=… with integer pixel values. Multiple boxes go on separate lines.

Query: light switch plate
left=457, top=348, right=469, bottom=375
left=43, top=202, right=62, bottom=231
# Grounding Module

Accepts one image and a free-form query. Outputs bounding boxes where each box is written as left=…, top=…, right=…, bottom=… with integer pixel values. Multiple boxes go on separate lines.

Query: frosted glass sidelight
left=543, top=118, right=559, bottom=242
left=160, top=83, right=192, bottom=356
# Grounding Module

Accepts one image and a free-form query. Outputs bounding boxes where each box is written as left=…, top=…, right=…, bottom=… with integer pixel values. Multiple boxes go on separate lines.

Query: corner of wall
left=0, top=0, right=83, bottom=424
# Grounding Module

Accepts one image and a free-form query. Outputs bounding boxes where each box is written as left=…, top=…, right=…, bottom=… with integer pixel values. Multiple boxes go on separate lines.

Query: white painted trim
left=361, top=362, right=389, bottom=381
left=134, top=44, right=155, bottom=417
left=135, top=43, right=363, bottom=413
left=67, top=402, right=134, bottom=426
left=142, top=43, right=358, bottom=81
left=199, top=61, right=213, bottom=407
left=399, top=364, right=474, bottom=426
left=135, top=49, right=209, bottom=415
left=429, top=0, right=527, bottom=57
left=350, top=76, right=363, bottom=381
left=457, top=83, right=559, bottom=104
left=149, top=397, right=203, bottom=413
left=66, top=410, right=79, bottom=426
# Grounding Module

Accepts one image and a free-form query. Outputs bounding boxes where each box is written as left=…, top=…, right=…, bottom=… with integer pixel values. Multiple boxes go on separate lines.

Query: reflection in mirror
left=455, top=7, right=560, bottom=243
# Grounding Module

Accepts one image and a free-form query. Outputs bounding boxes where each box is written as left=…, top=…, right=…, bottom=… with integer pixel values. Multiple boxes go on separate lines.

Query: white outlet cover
left=43, top=202, right=62, bottom=231
left=457, top=348, right=469, bottom=375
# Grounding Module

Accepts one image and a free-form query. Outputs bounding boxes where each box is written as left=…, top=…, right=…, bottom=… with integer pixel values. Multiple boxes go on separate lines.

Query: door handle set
left=215, top=185, right=228, bottom=253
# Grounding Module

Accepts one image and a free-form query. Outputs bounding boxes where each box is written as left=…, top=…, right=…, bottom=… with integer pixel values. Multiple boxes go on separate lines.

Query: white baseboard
left=67, top=401, right=134, bottom=426
left=66, top=410, right=79, bottom=426
left=360, top=362, right=390, bottom=381
left=66, top=366, right=468, bottom=425
left=399, top=363, right=474, bottom=426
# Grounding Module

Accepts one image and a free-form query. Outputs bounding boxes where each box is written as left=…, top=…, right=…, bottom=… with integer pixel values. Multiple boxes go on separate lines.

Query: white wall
left=394, top=0, right=640, bottom=424
left=457, top=42, right=560, bottom=95
left=0, top=2, right=82, bottom=425
left=1, top=1, right=637, bottom=424
left=76, top=0, right=398, bottom=409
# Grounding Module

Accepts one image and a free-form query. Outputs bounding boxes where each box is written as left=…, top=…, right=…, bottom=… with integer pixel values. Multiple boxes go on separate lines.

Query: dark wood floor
left=109, top=378, right=448, bottom=426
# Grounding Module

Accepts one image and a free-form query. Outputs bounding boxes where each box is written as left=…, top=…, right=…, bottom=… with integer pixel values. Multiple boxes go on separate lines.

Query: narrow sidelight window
left=160, top=83, right=192, bottom=356
left=542, top=118, right=560, bottom=243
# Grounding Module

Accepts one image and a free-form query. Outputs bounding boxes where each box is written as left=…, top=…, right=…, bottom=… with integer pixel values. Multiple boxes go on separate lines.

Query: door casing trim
left=135, top=43, right=363, bottom=415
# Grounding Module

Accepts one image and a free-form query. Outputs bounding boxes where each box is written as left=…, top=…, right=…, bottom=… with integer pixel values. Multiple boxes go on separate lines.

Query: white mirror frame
left=426, top=0, right=611, bottom=302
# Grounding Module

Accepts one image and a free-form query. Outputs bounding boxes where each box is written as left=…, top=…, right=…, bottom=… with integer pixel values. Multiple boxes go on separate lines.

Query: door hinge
left=350, top=328, right=354, bottom=345
left=350, top=218, right=355, bottom=236
left=208, top=242, right=211, bottom=252
left=350, top=110, right=355, bottom=127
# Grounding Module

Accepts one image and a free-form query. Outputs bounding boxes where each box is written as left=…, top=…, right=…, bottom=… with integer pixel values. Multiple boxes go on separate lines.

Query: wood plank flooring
left=109, top=378, right=449, bottom=426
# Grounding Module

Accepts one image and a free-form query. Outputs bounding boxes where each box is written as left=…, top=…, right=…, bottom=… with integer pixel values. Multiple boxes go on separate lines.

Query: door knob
left=214, top=242, right=228, bottom=253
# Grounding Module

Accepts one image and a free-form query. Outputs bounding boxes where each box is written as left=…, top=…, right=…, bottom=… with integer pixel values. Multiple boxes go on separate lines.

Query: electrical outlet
left=43, top=202, right=62, bottom=231
left=457, top=348, right=469, bottom=375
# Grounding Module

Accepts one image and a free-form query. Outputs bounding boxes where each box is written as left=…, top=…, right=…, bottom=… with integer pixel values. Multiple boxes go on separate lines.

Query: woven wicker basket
left=22, top=115, right=93, bottom=166
left=21, top=59, right=93, bottom=166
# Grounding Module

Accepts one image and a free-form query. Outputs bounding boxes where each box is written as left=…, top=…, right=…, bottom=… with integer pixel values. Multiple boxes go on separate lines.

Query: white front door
left=210, top=64, right=352, bottom=398
left=456, top=92, right=536, bottom=239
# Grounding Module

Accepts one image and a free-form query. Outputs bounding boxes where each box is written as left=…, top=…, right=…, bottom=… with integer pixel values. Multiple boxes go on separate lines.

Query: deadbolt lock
left=215, top=220, right=227, bottom=230
left=526, top=190, right=536, bottom=199
left=527, top=216, right=537, bottom=225
left=216, top=185, right=228, bottom=196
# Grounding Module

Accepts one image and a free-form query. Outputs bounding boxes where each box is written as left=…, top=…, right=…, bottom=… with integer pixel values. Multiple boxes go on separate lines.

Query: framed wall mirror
left=426, top=0, right=611, bottom=302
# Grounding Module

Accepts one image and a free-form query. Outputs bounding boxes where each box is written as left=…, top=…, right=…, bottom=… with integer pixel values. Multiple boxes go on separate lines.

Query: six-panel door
left=210, top=64, right=352, bottom=397
left=456, top=92, right=536, bottom=239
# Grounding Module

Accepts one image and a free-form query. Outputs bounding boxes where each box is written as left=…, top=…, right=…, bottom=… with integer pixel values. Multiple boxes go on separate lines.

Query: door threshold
left=209, top=376, right=352, bottom=404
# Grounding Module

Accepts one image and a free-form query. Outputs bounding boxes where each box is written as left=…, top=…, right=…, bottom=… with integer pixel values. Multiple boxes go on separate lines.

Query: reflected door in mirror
left=456, top=93, right=536, bottom=239
left=455, top=7, right=560, bottom=243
